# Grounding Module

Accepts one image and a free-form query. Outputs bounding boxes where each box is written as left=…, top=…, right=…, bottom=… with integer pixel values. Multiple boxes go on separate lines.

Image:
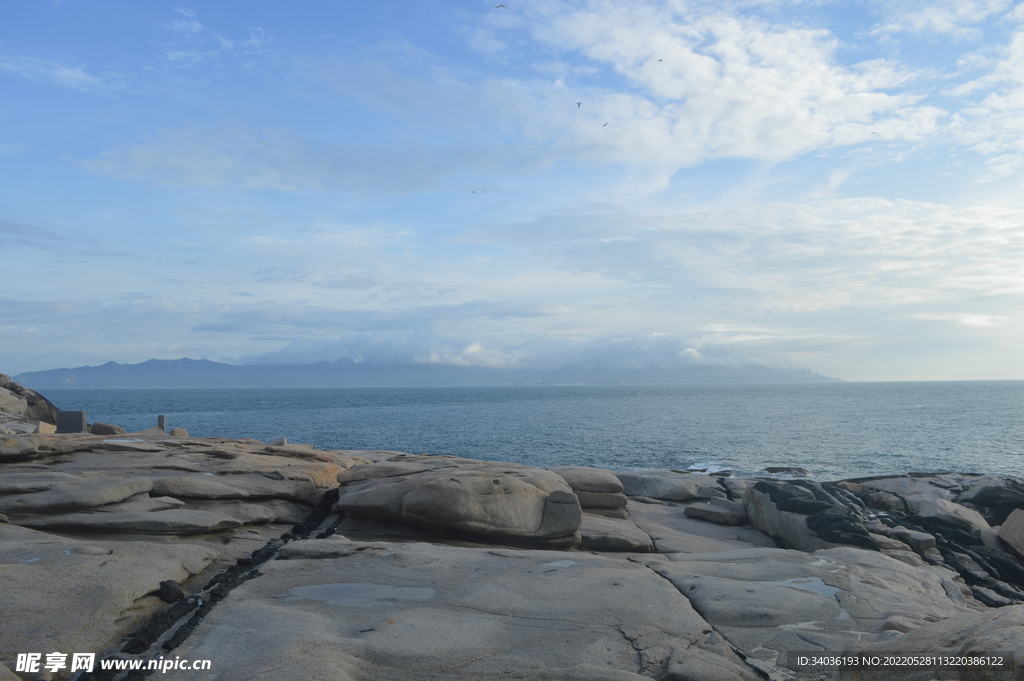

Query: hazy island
left=2, top=375, right=1021, bottom=681
left=13, top=357, right=841, bottom=389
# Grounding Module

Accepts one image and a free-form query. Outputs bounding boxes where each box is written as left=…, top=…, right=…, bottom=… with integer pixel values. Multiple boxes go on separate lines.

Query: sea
left=43, top=381, right=1024, bottom=482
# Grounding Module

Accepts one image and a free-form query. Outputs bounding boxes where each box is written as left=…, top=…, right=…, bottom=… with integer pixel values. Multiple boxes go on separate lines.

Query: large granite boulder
left=549, top=465, right=628, bottom=515
left=336, top=455, right=582, bottom=547
left=858, top=473, right=1001, bottom=530
left=998, top=508, right=1024, bottom=558
left=0, top=375, right=59, bottom=424
left=0, top=436, right=367, bottom=543
left=957, top=475, right=1024, bottom=525
left=743, top=480, right=878, bottom=552
left=90, top=421, right=128, bottom=436
left=0, top=471, right=154, bottom=514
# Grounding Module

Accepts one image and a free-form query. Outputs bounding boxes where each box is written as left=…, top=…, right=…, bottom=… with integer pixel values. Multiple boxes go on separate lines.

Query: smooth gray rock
left=90, top=421, right=128, bottom=436
left=574, top=490, right=628, bottom=508
left=841, top=605, right=1024, bottom=680
left=866, top=490, right=906, bottom=511
left=163, top=539, right=755, bottom=681
left=548, top=465, right=624, bottom=492
left=550, top=463, right=627, bottom=510
left=95, top=494, right=186, bottom=513
left=0, top=375, right=59, bottom=423
left=627, top=501, right=775, bottom=553
left=742, top=483, right=842, bottom=552
left=684, top=498, right=747, bottom=526
left=664, top=644, right=760, bottom=681
left=957, top=475, right=1024, bottom=505
left=653, top=546, right=980, bottom=679
left=998, top=508, right=1024, bottom=558
left=720, top=478, right=752, bottom=498
left=336, top=456, right=582, bottom=547
left=914, top=497, right=991, bottom=531
left=152, top=476, right=252, bottom=499
left=0, top=524, right=218, bottom=665
left=18, top=508, right=244, bottom=534
left=0, top=472, right=153, bottom=514
left=578, top=513, right=655, bottom=552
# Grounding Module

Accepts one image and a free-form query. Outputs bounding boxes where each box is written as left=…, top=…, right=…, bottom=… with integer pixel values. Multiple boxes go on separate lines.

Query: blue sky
left=3, top=0, right=1023, bottom=381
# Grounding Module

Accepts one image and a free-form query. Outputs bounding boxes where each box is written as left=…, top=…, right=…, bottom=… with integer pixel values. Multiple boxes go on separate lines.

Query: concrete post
left=56, top=411, right=88, bottom=433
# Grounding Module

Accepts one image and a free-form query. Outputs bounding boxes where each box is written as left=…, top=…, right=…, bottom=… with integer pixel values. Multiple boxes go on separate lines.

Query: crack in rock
left=74, top=489, right=341, bottom=681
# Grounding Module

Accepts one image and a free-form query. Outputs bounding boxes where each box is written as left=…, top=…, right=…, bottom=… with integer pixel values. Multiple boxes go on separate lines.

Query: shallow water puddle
left=533, top=559, right=578, bottom=574
left=765, top=577, right=841, bottom=599
left=769, top=578, right=851, bottom=621
left=538, top=560, right=576, bottom=569
left=280, top=583, right=435, bottom=607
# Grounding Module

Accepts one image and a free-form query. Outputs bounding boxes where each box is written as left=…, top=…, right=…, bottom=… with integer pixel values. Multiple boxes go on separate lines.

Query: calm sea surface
left=43, top=382, right=1024, bottom=481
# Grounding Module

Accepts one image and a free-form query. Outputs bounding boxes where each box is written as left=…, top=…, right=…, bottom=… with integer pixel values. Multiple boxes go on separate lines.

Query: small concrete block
left=33, top=421, right=57, bottom=434
left=157, top=415, right=166, bottom=432
left=169, top=428, right=189, bottom=437
left=56, top=411, right=88, bottom=433
left=269, top=437, right=288, bottom=446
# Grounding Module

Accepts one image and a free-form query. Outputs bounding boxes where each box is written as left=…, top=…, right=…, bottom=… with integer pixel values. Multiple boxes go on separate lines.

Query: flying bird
left=603, top=122, right=607, bottom=126
left=870, top=132, right=877, bottom=136
left=577, top=102, right=581, bottom=108
left=495, top=4, right=509, bottom=7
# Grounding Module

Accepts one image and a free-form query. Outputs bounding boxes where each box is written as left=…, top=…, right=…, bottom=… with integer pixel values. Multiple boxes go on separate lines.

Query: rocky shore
left=1, top=377, right=1023, bottom=680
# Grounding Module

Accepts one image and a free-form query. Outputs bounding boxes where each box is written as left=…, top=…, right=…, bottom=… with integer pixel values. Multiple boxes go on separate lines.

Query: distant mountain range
left=14, top=358, right=841, bottom=388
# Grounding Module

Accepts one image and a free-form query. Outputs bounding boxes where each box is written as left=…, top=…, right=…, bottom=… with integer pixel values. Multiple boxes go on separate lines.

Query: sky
left=2, top=0, right=1024, bottom=381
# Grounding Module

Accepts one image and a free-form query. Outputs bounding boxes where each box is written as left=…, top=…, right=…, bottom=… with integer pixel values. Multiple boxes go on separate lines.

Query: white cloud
left=497, top=0, right=941, bottom=168
left=158, top=8, right=272, bottom=67
left=240, top=330, right=799, bottom=370
left=79, top=126, right=466, bottom=193
left=948, top=29, right=1024, bottom=179
left=0, top=51, right=106, bottom=90
left=90, top=2, right=949, bottom=195
left=904, top=312, right=1007, bottom=327
left=469, top=197, right=1024, bottom=315
left=870, top=0, right=1013, bottom=39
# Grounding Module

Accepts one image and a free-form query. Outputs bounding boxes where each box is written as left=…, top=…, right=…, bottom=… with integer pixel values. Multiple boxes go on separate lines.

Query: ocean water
left=42, top=382, right=1024, bottom=481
